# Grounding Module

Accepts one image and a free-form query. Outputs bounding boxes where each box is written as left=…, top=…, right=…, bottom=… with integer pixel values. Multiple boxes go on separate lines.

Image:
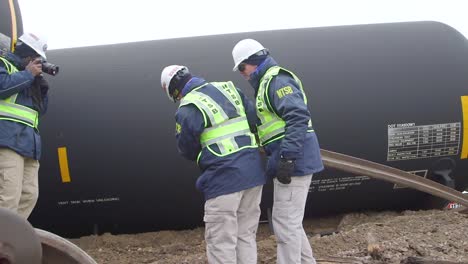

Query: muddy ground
left=70, top=209, right=468, bottom=264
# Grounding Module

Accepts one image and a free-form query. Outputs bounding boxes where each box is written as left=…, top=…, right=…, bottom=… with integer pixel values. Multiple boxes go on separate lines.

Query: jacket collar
left=248, top=56, right=279, bottom=95
left=181, top=77, right=207, bottom=97
left=0, top=50, right=23, bottom=70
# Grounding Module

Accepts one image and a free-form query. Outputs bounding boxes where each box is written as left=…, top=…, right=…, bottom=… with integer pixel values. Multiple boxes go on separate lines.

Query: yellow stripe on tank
left=461, top=96, right=468, bottom=159
left=7, top=0, right=17, bottom=52
left=58, top=147, right=72, bottom=183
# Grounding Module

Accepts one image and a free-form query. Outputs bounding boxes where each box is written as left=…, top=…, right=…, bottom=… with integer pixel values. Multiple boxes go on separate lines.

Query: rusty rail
left=321, top=150, right=468, bottom=208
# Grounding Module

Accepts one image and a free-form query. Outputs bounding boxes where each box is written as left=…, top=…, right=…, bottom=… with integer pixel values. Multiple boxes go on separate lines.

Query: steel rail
left=321, top=150, right=468, bottom=208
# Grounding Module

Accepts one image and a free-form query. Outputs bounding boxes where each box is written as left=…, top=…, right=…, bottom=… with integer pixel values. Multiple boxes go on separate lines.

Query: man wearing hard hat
left=160, top=65, right=266, bottom=264
left=0, top=32, right=49, bottom=219
left=231, top=39, right=324, bottom=264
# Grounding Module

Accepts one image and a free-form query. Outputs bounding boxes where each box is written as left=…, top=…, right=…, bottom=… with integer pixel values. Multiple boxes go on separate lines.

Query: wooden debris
left=316, top=256, right=363, bottom=264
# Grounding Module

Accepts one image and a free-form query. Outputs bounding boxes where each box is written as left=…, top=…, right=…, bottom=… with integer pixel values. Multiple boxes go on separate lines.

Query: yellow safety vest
left=256, top=66, right=313, bottom=145
left=179, top=81, right=257, bottom=162
left=0, top=57, right=39, bottom=129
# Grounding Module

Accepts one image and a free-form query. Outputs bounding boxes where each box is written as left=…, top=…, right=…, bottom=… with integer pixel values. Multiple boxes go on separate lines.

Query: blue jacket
left=0, top=52, right=48, bottom=160
left=175, top=77, right=266, bottom=200
left=248, top=57, right=324, bottom=178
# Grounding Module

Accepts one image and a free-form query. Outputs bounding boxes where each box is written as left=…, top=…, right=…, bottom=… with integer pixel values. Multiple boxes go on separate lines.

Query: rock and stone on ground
left=70, top=209, right=468, bottom=264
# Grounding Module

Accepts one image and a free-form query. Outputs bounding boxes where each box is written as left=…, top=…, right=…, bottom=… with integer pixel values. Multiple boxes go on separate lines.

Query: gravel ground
left=70, top=209, right=468, bottom=264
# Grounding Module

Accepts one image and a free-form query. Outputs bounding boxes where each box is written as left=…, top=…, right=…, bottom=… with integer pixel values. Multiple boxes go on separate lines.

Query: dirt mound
left=70, top=209, right=468, bottom=263
left=312, top=210, right=468, bottom=263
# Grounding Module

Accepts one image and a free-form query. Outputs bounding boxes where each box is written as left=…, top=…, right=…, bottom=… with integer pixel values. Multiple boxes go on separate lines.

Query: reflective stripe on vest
left=179, top=81, right=257, bottom=159
left=256, top=66, right=313, bottom=145
left=0, top=57, right=39, bottom=128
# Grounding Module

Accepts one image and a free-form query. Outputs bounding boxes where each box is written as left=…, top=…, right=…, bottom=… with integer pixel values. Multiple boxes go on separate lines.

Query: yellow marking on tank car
left=8, top=0, right=17, bottom=51
left=58, top=147, right=71, bottom=183
left=461, top=96, right=468, bottom=159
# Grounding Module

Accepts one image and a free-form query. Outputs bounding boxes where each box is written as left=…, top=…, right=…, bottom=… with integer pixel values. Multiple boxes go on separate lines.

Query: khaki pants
left=0, top=148, right=39, bottom=219
left=204, top=185, right=263, bottom=264
left=273, top=175, right=315, bottom=264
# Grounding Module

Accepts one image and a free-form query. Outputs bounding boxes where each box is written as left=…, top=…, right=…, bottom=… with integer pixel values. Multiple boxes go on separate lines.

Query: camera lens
left=41, top=61, right=59, bottom=76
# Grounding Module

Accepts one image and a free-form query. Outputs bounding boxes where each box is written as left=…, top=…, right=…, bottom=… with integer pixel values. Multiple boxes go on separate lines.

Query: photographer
left=0, top=32, right=50, bottom=219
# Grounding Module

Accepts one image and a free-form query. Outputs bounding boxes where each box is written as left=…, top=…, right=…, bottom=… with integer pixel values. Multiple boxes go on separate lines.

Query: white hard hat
left=161, top=65, right=188, bottom=102
left=18, top=32, right=47, bottom=59
left=232, top=39, right=265, bottom=71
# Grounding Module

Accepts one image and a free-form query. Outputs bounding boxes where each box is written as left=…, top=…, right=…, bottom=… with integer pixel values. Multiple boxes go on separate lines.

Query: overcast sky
left=18, top=0, right=468, bottom=50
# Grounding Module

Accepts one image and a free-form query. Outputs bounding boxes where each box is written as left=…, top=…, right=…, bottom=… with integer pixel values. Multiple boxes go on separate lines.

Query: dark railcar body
left=1, top=2, right=467, bottom=238
left=0, top=0, right=23, bottom=49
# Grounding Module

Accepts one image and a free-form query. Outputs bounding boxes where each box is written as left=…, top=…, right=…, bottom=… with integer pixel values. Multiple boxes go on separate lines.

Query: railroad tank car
left=2, top=1, right=468, bottom=237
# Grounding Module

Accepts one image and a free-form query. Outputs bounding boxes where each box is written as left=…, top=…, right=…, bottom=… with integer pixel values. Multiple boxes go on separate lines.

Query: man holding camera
left=0, top=32, right=50, bottom=219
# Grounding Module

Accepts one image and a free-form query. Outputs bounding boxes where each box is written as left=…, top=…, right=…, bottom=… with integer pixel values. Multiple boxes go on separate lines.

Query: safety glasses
left=237, top=63, right=246, bottom=72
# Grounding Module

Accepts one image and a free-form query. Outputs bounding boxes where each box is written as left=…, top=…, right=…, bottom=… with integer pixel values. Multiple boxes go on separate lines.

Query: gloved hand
left=275, top=158, right=294, bottom=184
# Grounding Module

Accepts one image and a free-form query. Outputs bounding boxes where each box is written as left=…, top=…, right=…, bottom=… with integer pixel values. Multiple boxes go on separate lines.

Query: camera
left=42, top=61, right=59, bottom=76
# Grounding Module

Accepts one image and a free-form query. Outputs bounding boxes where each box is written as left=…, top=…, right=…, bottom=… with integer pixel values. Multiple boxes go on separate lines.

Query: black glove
left=275, top=157, right=294, bottom=184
